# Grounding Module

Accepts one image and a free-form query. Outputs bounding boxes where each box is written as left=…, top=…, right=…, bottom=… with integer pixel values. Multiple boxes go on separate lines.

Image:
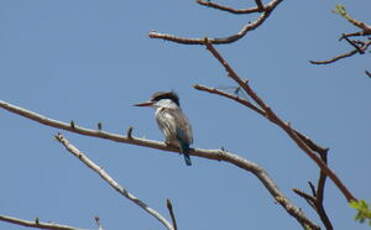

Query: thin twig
left=292, top=188, right=316, bottom=209
left=310, top=49, right=358, bottom=64
left=310, top=40, right=371, bottom=65
left=148, top=0, right=283, bottom=44
left=127, top=126, right=133, bottom=139
left=254, top=0, right=265, bottom=11
left=0, top=100, right=319, bottom=230
left=54, top=133, right=174, bottom=230
left=193, top=84, right=263, bottom=115
left=313, top=6, right=370, bottom=65
left=0, top=215, right=84, bottom=230
left=202, top=40, right=357, bottom=203
left=166, top=199, right=178, bottom=230
left=314, top=150, right=333, bottom=230
left=342, top=35, right=364, bottom=54
left=193, top=84, right=328, bottom=154
left=296, top=151, right=333, bottom=230
left=196, top=0, right=262, bottom=14
left=94, top=217, right=104, bottom=230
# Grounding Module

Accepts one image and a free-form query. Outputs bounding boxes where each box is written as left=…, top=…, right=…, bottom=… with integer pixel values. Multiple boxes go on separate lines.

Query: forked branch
left=311, top=5, right=370, bottom=65
left=200, top=39, right=357, bottom=203
left=148, top=0, right=283, bottom=44
left=0, top=100, right=319, bottom=230
left=54, top=133, right=174, bottom=230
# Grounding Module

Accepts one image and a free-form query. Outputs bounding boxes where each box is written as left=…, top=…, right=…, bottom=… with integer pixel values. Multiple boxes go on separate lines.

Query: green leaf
left=349, top=200, right=371, bottom=226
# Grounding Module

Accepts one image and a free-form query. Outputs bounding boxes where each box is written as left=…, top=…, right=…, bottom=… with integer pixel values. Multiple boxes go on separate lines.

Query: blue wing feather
left=156, top=107, right=193, bottom=166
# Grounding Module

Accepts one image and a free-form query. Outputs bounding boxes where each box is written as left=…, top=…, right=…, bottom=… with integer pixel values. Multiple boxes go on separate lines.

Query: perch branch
left=148, top=0, right=283, bottom=44
left=0, top=100, right=319, bottom=230
left=54, top=133, right=174, bottom=230
left=202, top=40, right=357, bottom=203
left=0, top=215, right=83, bottom=230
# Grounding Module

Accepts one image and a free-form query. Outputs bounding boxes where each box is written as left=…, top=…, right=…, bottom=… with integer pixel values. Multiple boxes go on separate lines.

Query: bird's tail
left=176, top=128, right=192, bottom=166
left=180, top=141, right=192, bottom=166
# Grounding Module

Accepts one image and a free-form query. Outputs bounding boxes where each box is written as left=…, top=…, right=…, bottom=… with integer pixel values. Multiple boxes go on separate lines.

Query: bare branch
left=196, top=0, right=262, bottom=14
left=333, top=5, right=371, bottom=33
left=166, top=199, right=178, bottom=230
left=148, top=0, right=283, bottom=45
left=0, top=100, right=319, bottom=230
left=296, top=151, right=333, bottom=230
left=312, top=5, right=370, bottom=65
left=0, top=215, right=83, bottom=230
left=254, top=0, right=265, bottom=11
left=54, top=133, right=174, bottom=230
left=310, top=40, right=371, bottom=65
left=202, top=40, right=357, bottom=203
left=310, top=49, right=358, bottom=65
left=193, top=84, right=264, bottom=115
left=342, top=35, right=365, bottom=54
left=292, top=188, right=316, bottom=209
left=193, top=84, right=328, bottom=154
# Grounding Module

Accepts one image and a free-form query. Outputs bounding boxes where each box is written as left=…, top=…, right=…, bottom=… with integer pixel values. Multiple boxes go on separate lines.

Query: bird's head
left=134, top=91, right=180, bottom=108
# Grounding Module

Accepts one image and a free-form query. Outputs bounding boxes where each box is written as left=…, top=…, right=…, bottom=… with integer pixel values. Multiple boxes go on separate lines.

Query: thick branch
left=0, top=215, right=83, bottom=230
left=202, top=40, right=357, bottom=203
left=0, top=100, right=319, bottom=230
left=148, top=0, right=283, bottom=44
left=54, top=133, right=174, bottom=230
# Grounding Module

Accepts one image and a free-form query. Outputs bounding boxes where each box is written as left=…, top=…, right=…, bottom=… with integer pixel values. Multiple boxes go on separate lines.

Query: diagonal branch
left=333, top=5, right=371, bottom=34
left=0, top=100, right=319, bottom=230
left=0, top=215, right=83, bottom=230
left=194, top=84, right=335, bottom=229
left=193, top=84, right=327, bottom=154
left=54, top=133, right=174, bottom=230
left=148, top=0, right=283, bottom=45
left=201, top=39, right=357, bottom=203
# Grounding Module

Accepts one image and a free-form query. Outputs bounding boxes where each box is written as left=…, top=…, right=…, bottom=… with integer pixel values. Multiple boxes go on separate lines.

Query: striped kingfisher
left=134, top=91, right=193, bottom=166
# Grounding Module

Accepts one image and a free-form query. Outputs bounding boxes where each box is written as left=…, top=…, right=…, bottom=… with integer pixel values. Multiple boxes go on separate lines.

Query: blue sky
left=0, top=0, right=370, bottom=229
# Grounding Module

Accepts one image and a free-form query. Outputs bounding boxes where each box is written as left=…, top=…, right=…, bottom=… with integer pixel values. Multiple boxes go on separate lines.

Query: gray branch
left=0, top=215, right=84, bottom=230
left=54, top=133, right=174, bottom=230
left=0, top=100, right=319, bottom=230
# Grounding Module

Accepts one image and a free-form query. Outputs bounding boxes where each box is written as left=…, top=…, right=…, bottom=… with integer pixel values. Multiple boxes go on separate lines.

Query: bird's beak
left=133, top=101, right=153, bottom=107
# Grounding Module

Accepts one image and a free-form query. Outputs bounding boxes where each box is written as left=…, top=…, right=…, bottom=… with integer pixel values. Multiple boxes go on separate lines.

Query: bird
left=134, top=91, right=193, bottom=166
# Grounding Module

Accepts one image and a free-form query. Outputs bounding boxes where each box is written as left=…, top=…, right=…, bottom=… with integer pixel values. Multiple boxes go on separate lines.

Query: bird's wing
left=156, top=108, right=193, bottom=145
